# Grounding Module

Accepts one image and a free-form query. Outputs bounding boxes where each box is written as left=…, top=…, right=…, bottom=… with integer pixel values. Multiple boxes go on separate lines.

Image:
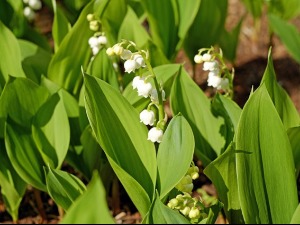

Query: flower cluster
left=23, top=0, right=42, bottom=22
left=167, top=192, right=207, bottom=223
left=106, top=40, right=166, bottom=143
left=194, top=47, right=234, bottom=97
left=87, top=14, right=107, bottom=56
left=175, top=164, right=199, bottom=193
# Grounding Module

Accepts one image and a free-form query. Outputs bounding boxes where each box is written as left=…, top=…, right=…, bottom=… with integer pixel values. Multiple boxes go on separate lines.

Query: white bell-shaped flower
left=132, top=76, right=143, bottom=90
left=97, top=36, right=107, bottom=45
left=140, top=109, right=155, bottom=126
left=124, top=59, right=138, bottom=73
left=88, top=36, right=99, bottom=48
left=207, top=72, right=222, bottom=89
left=92, top=47, right=100, bottom=55
left=147, top=127, right=163, bottom=143
left=106, top=47, right=114, bottom=56
left=194, top=55, right=203, bottom=64
left=133, top=54, right=145, bottom=68
left=28, top=0, right=42, bottom=10
left=150, top=89, right=166, bottom=103
left=202, top=53, right=212, bottom=62
left=203, top=60, right=219, bottom=71
left=24, top=6, right=35, bottom=21
left=137, top=81, right=152, bottom=98
left=121, top=49, right=132, bottom=60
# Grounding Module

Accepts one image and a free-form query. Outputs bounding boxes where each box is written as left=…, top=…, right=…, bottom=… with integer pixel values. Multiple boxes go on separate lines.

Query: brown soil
left=1, top=0, right=300, bottom=224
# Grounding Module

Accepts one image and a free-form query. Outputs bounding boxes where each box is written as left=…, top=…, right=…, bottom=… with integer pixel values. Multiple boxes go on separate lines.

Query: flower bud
left=190, top=172, right=199, bottom=180
left=189, top=207, right=200, bottom=219
left=202, top=53, right=212, bottom=62
left=106, top=47, right=114, bottom=56
left=87, top=14, right=95, bottom=21
left=28, top=0, right=42, bottom=10
left=181, top=175, right=192, bottom=184
left=89, top=21, right=99, bottom=31
left=124, top=59, right=138, bottom=73
left=113, top=45, right=124, bottom=55
left=194, top=55, right=203, bottom=64
left=147, top=127, right=163, bottom=143
left=140, top=109, right=155, bottom=126
left=24, top=6, right=35, bottom=21
left=180, top=206, right=191, bottom=216
left=167, top=198, right=179, bottom=209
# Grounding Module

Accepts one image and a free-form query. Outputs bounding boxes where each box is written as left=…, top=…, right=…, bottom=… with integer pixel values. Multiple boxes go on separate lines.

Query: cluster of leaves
left=0, top=0, right=300, bottom=224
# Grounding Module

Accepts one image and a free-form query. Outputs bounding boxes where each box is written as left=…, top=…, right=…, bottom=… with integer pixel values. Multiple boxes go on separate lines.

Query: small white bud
left=189, top=207, right=200, bottom=219
left=28, top=0, right=42, bottom=10
left=87, top=14, right=94, bottom=21
left=140, top=110, right=155, bottom=126
left=148, top=127, right=164, bottom=143
left=106, top=47, right=114, bottom=56
left=89, top=21, right=99, bottom=31
left=202, top=53, right=212, bottom=62
left=24, top=6, right=35, bottom=21
left=113, top=45, right=123, bottom=55
left=194, top=55, right=203, bottom=64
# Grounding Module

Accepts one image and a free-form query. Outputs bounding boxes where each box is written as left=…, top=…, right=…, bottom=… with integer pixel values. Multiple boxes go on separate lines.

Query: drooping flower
left=189, top=207, right=201, bottom=219
left=147, top=127, right=163, bottom=143
left=133, top=54, right=146, bottom=68
left=121, top=49, right=132, bottom=60
left=203, top=60, right=219, bottom=71
left=124, top=59, right=138, bottom=73
left=137, top=81, right=152, bottom=98
left=202, top=53, right=212, bottom=62
left=23, top=6, right=35, bottom=21
left=207, top=72, right=222, bottom=89
left=97, top=36, right=107, bottom=45
left=28, top=0, right=42, bottom=10
left=140, top=109, right=155, bottom=126
left=194, top=55, right=203, bottom=64
left=113, top=44, right=124, bottom=55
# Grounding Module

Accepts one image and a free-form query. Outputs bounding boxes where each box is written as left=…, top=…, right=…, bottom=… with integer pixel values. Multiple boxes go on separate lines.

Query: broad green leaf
left=51, top=0, right=71, bottom=52
left=204, top=143, right=244, bottom=224
left=18, top=39, right=52, bottom=84
left=61, top=171, right=115, bottom=224
left=118, top=6, right=150, bottom=47
left=287, top=126, right=300, bottom=175
left=267, top=0, right=300, bottom=20
left=45, top=167, right=86, bottom=211
left=122, top=64, right=180, bottom=113
left=170, top=68, right=225, bottom=166
left=32, top=92, right=70, bottom=169
left=5, top=120, right=46, bottom=191
left=84, top=74, right=156, bottom=207
left=268, top=14, right=300, bottom=64
left=149, top=192, right=190, bottom=224
left=241, top=0, right=264, bottom=18
left=157, top=115, right=194, bottom=199
left=0, top=142, right=26, bottom=222
left=0, top=77, right=49, bottom=128
left=87, top=48, right=119, bottom=90
left=0, top=20, right=25, bottom=89
left=290, top=204, right=300, bottom=224
left=141, top=0, right=179, bottom=60
left=219, top=18, right=243, bottom=62
left=235, top=84, right=298, bottom=224
left=183, top=0, right=227, bottom=63
left=211, top=94, right=242, bottom=152
left=260, top=49, right=300, bottom=129
left=47, top=0, right=108, bottom=96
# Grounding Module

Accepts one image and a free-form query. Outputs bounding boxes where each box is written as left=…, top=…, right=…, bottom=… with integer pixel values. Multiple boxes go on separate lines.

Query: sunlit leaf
left=157, top=114, right=194, bottom=199
left=235, top=84, right=298, bottom=224
left=170, top=68, right=225, bottom=166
